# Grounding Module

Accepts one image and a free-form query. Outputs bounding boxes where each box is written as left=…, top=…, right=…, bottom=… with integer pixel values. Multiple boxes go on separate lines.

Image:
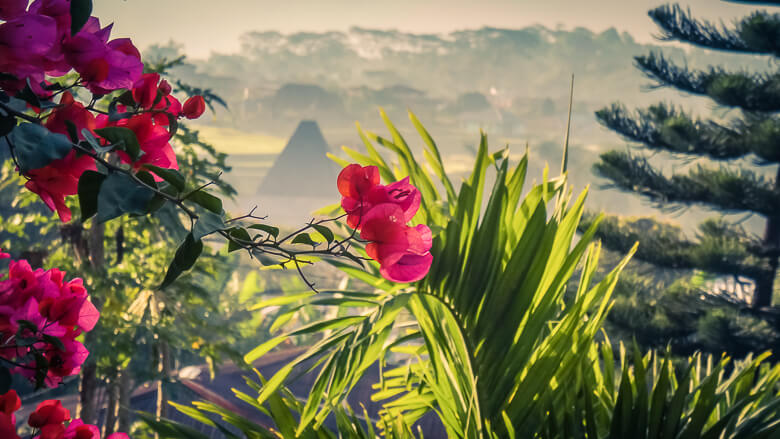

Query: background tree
left=588, top=0, right=780, bottom=356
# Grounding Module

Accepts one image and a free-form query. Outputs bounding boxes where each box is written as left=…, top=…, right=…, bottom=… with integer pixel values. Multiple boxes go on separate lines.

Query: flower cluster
left=0, top=1, right=207, bottom=222
left=0, top=0, right=142, bottom=96
left=0, top=391, right=128, bottom=439
left=338, top=164, right=433, bottom=283
left=0, top=250, right=98, bottom=387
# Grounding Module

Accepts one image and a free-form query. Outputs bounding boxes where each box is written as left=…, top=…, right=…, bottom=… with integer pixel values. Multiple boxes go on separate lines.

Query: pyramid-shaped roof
left=257, top=120, right=340, bottom=197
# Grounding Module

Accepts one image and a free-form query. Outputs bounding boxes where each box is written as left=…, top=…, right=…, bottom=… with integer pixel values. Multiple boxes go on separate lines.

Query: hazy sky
left=94, top=0, right=760, bottom=58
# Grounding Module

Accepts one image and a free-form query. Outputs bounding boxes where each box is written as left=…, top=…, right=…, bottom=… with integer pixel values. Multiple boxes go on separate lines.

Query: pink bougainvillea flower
left=39, top=279, right=99, bottom=334
left=45, top=92, right=97, bottom=139
left=182, top=95, right=205, bottom=119
left=25, top=150, right=96, bottom=223
left=339, top=164, right=383, bottom=228
left=0, top=13, right=57, bottom=81
left=360, top=203, right=433, bottom=283
left=152, top=94, right=182, bottom=125
left=36, top=337, right=89, bottom=386
left=61, top=419, right=100, bottom=439
left=0, top=390, right=20, bottom=417
left=343, top=176, right=422, bottom=229
left=62, top=17, right=142, bottom=94
left=338, top=164, right=380, bottom=199
left=28, top=399, right=70, bottom=428
left=132, top=72, right=160, bottom=109
left=0, top=0, right=28, bottom=20
left=112, top=113, right=178, bottom=175
left=0, top=412, right=19, bottom=439
left=0, top=249, right=8, bottom=259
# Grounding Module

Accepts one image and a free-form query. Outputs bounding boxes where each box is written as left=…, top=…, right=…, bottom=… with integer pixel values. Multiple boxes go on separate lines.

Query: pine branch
left=650, top=5, right=780, bottom=57
left=582, top=212, right=768, bottom=278
left=596, top=103, right=780, bottom=164
left=581, top=212, right=695, bottom=269
left=636, top=52, right=780, bottom=112
left=595, top=151, right=780, bottom=216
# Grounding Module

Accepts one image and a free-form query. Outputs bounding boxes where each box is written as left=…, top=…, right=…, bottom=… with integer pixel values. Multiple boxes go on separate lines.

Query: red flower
left=62, top=419, right=100, bottom=439
left=28, top=399, right=70, bottom=428
left=25, top=150, right=96, bottom=223
left=132, top=72, right=160, bottom=109
left=360, top=203, right=433, bottom=283
left=45, top=92, right=97, bottom=140
left=338, top=164, right=380, bottom=200
left=181, top=95, right=205, bottom=119
left=342, top=176, right=420, bottom=229
left=109, top=113, right=178, bottom=176
left=0, top=390, right=20, bottom=416
left=62, top=17, right=142, bottom=94
left=0, top=412, right=19, bottom=439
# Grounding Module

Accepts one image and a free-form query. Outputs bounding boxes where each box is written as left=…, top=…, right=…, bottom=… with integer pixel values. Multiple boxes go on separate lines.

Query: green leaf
left=143, top=164, right=185, bottom=192
left=248, top=224, right=279, bottom=238
left=69, top=0, right=92, bottom=35
left=192, top=211, right=225, bottom=240
left=9, top=123, right=73, bottom=173
left=42, top=334, right=66, bottom=351
left=160, top=233, right=204, bottom=289
left=227, top=227, right=251, bottom=252
left=77, top=170, right=106, bottom=221
left=0, top=112, right=15, bottom=137
left=312, top=224, right=334, bottom=243
left=186, top=189, right=222, bottom=214
left=291, top=233, right=317, bottom=246
left=0, top=366, right=10, bottom=394
left=94, top=126, right=142, bottom=161
left=96, top=172, right=155, bottom=223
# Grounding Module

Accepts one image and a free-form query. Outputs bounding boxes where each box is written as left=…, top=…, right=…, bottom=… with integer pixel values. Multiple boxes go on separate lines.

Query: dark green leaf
left=143, top=164, right=185, bottom=192
left=42, top=334, right=66, bottom=351
left=15, top=80, right=41, bottom=108
left=78, top=170, right=107, bottom=221
left=16, top=319, right=38, bottom=335
left=0, top=112, right=15, bottom=137
left=248, top=224, right=279, bottom=238
left=160, top=233, right=204, bottom=289
left=63, top=120, right=79, bottom=143
left=192, top=211, right=225, bottom=240
left=0, top=366, right=10, bottom=394
left=312, top=224, right=334, bottom=243
left=107, top=99, right=132, bottom=122
left=69, top=0, right=92, bottom=35
left=95, top=127, right=142, bottom=161
left=9, top=123, right=72, bottom=173
left=186, top=189, right=222, bottom=214
left=96, top=172, right=155, bottom=223
left=291, top=233, right=317, bottom=246
left=227, top=227, right=251, bottom=252
left=116, top=90, right=136, bottom=106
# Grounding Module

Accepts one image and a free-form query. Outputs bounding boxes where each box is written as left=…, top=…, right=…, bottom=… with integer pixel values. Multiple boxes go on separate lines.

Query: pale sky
left=94, top=0, right=761, bottom=59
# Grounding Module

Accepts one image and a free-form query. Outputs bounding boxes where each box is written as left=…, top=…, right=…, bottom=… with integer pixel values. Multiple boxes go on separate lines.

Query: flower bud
left=158, top=79, right=172, bottom=95
left=182, top=95, right=205, bottom=119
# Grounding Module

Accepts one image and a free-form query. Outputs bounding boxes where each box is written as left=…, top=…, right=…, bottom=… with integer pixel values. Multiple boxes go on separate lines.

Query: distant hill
left=257, top=120, right=339, bottom=198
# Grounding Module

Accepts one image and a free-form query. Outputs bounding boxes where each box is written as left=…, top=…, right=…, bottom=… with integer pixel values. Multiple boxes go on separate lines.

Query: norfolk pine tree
left=589, top=1, right=780, bottom=355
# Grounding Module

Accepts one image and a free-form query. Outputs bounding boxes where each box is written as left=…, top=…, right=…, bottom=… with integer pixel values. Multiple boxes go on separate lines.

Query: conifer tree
left=590, top=1, right=780, bottom=355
